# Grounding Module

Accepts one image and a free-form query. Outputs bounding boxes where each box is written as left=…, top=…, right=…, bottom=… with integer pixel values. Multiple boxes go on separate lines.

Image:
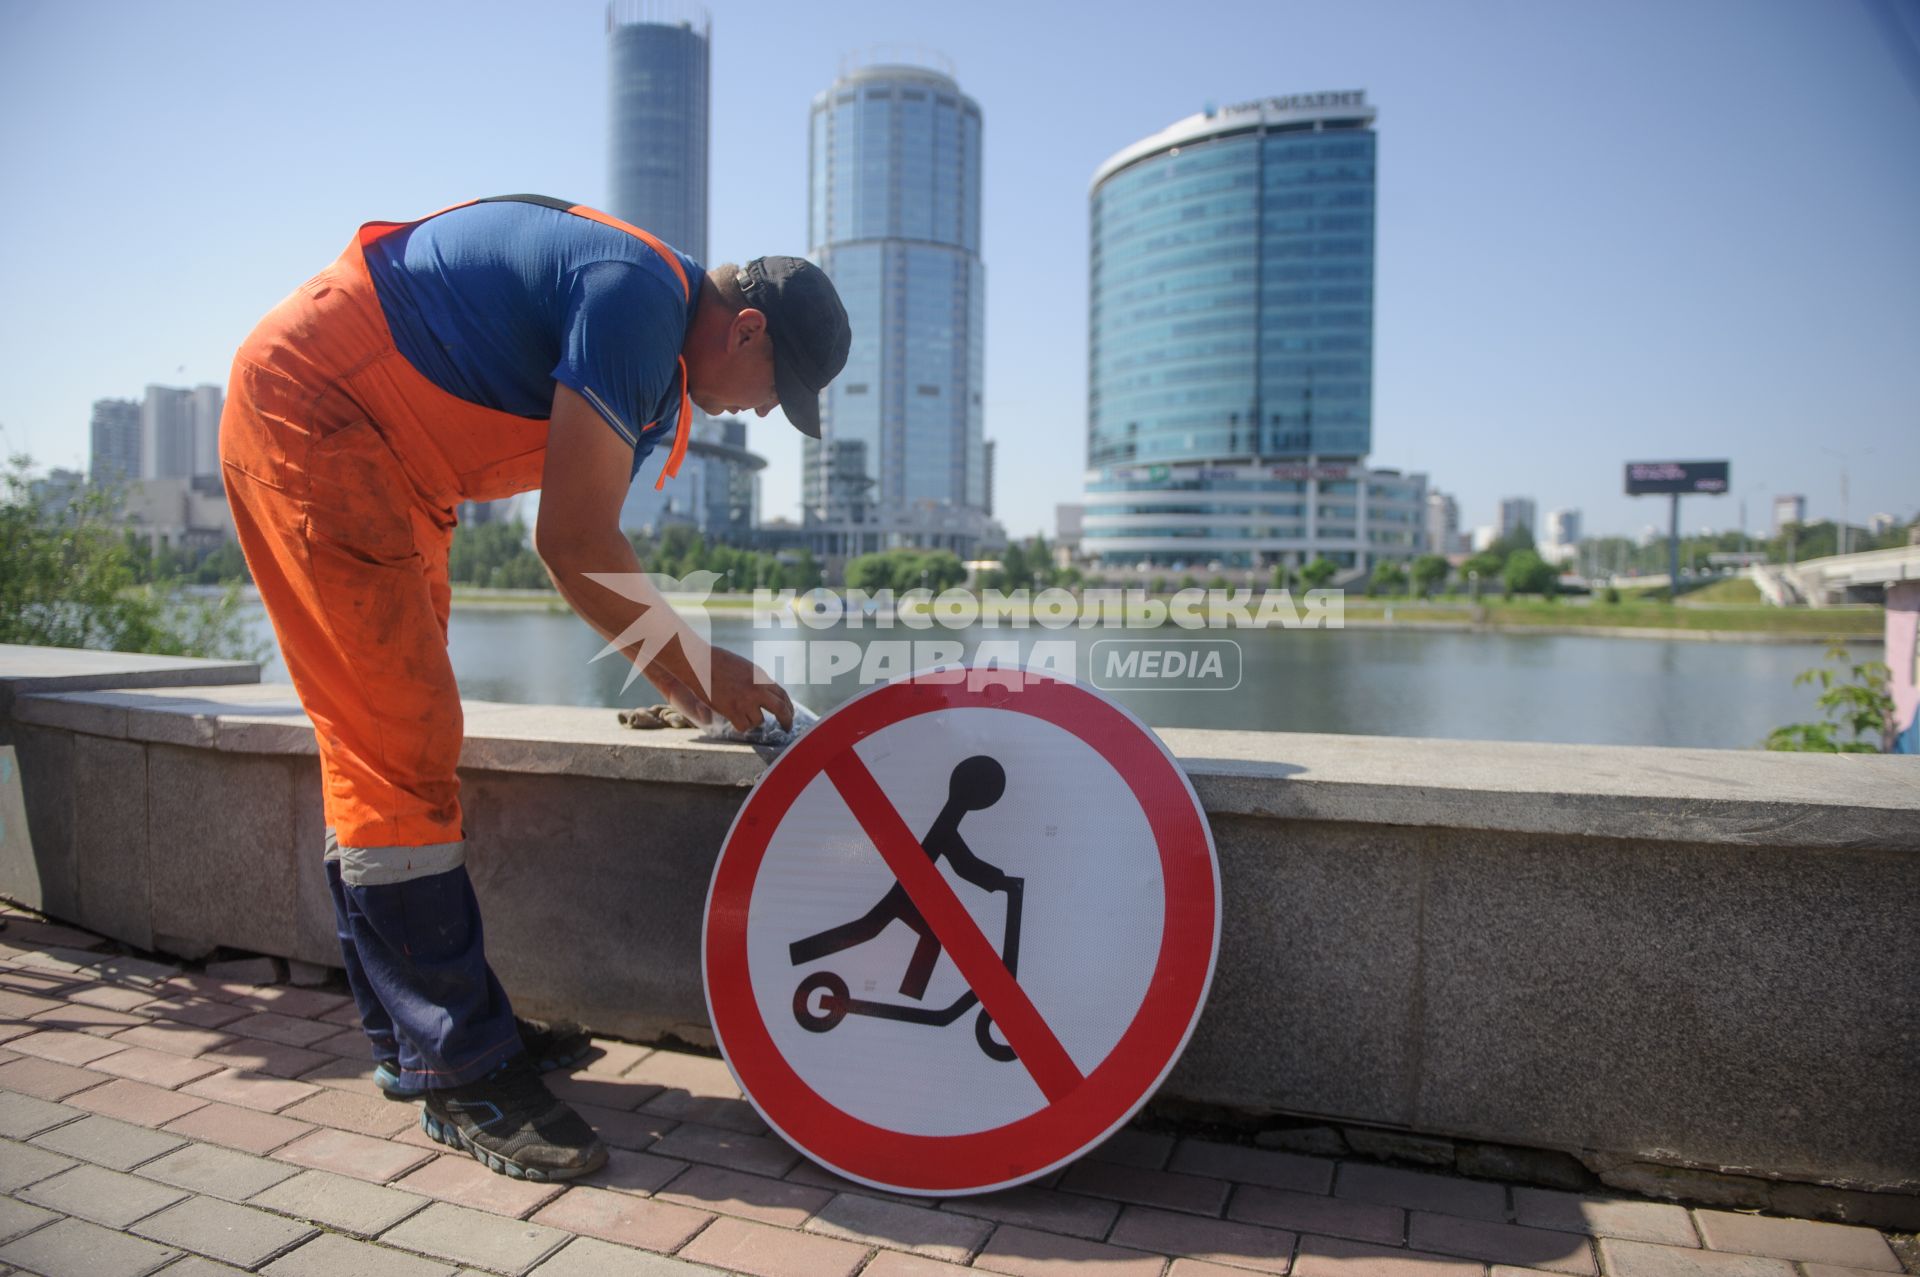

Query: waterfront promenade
left=1, top=904, right=1911, bottom=1277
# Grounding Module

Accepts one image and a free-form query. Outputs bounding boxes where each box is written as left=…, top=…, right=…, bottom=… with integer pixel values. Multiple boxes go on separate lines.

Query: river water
left=240, top=603, right=1835, bottom=751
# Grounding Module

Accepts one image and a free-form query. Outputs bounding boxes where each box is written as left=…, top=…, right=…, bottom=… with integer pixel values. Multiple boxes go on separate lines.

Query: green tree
left=1299, top=558, right=1338, bottom=590
left=1460, top=550, right=1503, bottom=591
left=1410, top=554, right=1449, bottom=598
left=1766, top=642, right=1892, bottom=753
left=1368, top=560, right=1407, bottom=595
left=0, top=456, right=266, bottom=661
left=1502, top=549, right=1556, bottom=596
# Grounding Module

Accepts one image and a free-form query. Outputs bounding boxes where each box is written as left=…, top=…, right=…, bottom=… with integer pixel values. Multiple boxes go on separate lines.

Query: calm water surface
left=242, top=603, right=1831, bottom=750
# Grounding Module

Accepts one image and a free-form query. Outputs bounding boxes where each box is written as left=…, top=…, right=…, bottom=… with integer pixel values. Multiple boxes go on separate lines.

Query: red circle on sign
left=703, top=669, right=1220, bottom=1195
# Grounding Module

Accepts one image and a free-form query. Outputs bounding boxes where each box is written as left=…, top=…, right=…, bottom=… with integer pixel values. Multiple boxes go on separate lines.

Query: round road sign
left=702, top=667, right=1220, bottom=1195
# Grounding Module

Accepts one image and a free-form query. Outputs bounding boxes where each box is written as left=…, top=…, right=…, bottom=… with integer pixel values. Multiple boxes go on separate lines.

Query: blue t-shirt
left=362, top=198, right=703, bottom=478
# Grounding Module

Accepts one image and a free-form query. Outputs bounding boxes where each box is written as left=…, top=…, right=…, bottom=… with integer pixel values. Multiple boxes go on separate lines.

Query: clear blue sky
left=2, top=0, right=1915, bottom=543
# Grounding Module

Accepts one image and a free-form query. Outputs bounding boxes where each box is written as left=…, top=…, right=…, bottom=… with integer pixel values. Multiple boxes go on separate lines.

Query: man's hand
left=706, top=645, right=793, bottom=734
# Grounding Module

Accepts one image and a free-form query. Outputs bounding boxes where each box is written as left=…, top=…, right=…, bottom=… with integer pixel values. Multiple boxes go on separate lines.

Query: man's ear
left=729, top=307, right=768, bottom=353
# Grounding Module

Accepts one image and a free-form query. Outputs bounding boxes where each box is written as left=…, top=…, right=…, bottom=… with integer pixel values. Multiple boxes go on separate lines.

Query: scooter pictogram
left=789, top=755, right=1022, bottom=1061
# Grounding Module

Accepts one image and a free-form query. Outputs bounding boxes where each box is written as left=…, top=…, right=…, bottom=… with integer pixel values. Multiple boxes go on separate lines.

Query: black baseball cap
left=736, top=256, right=851, bottom=438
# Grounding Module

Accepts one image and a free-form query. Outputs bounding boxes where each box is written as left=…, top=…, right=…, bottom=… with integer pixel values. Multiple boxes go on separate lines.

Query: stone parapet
left=1, top=649, right=1915, bottom=1199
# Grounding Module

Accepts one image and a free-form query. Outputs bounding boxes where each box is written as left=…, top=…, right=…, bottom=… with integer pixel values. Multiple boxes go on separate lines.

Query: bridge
left=1749, top=542, right=1920, bottom=607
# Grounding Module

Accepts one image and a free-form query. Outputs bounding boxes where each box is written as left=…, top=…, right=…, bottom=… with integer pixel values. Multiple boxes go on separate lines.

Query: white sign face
left=704, top=670, right=1220, bottom=1196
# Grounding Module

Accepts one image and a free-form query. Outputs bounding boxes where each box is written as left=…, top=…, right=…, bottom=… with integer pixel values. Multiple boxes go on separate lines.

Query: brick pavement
left=0, top=902, right=1909, bottom=1277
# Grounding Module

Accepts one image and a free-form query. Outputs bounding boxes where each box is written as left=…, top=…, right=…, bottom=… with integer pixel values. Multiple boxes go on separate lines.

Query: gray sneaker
left=420, top=1057, right=606, bottom=1181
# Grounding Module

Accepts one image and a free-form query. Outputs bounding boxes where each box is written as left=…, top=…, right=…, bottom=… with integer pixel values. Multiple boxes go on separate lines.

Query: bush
left=1766, top=642, right=1891, bottom=752
left=0, top=455, right=266, bottom=661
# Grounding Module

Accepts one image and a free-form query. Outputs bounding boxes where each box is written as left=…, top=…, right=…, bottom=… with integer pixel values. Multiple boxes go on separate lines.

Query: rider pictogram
left=788, top=755, right=1022, bottom=1061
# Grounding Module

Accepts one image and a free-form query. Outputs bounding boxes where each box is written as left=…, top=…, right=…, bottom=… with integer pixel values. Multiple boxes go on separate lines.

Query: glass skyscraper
left=1084, top=92, right=1424, bottom=571
left=607, top=0, right=709, bottom=263
left=805, top=60, right=990, bottom=560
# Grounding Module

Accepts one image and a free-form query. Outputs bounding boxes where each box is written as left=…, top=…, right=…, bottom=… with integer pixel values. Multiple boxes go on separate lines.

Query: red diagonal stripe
left=823, top=749, right=1085, bottom=1103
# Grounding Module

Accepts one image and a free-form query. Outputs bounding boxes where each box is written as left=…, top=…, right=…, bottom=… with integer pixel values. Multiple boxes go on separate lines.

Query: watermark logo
left=1090, top=639, right=1242, bottom=692
left=582, top=569, right=720, bottom=695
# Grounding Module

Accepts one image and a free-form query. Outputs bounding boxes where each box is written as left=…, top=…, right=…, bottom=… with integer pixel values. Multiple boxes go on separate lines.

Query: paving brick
left=1597, top=1239, right=1799, bottom=1277
left=592, top=1146, right=694, bottom=1197
left=648, top=1120, right=800, bottom=1178
left=1511, top=1191, right=1695, bottom=1247
left=1335, top=1165, right=1508, bottom=1224
left=531, top=1235, right=723, bottom=1277
left=0, top=1137, right=78, bottom=1191
left=183, top=1067, right=323, bottom=1113
left=142, top=997, right=253, bottom=1030
left=30, top=1002, right=147, bottom=1035
left=294, top=1055, right=385, bottom=1095
left=393, top=1154, right=568, bottom=1219
left=585, top=1039, right=653, bottom=1076
left=622, top=1049, right=741, bottom=1098
left=0, top=1020, right=37, bottom=1046
left=221, top=1011, right=343, bottom=1049
left=0, top=1196, right=58, bottom=1244
left=1409, top=1212, right=1596, bottom=1275
left=783, top=1159, right=923, bottom=1203
left=639, top=1090, right=767, bottom=1135
left=0, top=967, right=77, bottom=995
left=132, top=1194, right=317, bottom=1267
left=657, top=1163, right=833, bottom=1227
left=1061, top=1159, right=1232, bottom=1217
left=0, top=917, right=107, bottom=950
left=380, top=1200, right=572, bottom=1274
left=10, top=1028, right=127, bottom=1065
left=66, top=1076, right=210, bottom=1127
left=112, top=1021, right=237, bottom=1058
left=1229, top=1185, right=1405, bottom=1247
left=863, top=1251, right=979, bottom=1277
left=87, top=1045, right=225, bottom=1090
left=532, top=1184, right=714, bottom=1252
left=21, top=1162, right=190, bottom=1228
left=203, top=957, right=279, bottom=986
left=1167, top=1144, right=1336, bottom=1198
left=142, top=1256, right=254, bottom=1276
left=0, top=1091, right=82, bottom=1138
left=0, top=1212, right=181, bottom=1276
left=262, top=1231, right=461, bottom=1276
left=163, top=1100, right=316, bottom=1155
left=138, top=1140, right=302, bottom=1200
left=1109, top=1205, right=1298, bottom=1274
left=0, top=1053, right=110, bottom=1100
left=545, top=1069, right=664, bottom=1113
left=230, top=986, right=350, bottom=1019
left=1293, top=1234, right=1483, bottom=1277
left=572, top=1100, right=675, bottom=1151
left=807, top=1190, right=993, bottom=1263
left=274, top=1126, right=434, bottom=1183
left=1090, top=1128, right=1178, bottom=1170
left=1689, top=1211, right=1899, bottom=1270
left=0, top=988, right=62, bottom=1018
left=939, top=1182, right=1122, bottom=1241
left=65, top=983, right=163, bottom=1012
left=1802, top=1266, right=1913, bottom=1277
left=198, top=1037, right=330, bottom=1079
left=315, top=1026, right=375, bottom=1057
left=157, top=973, right=248, bottom=1002
left=1177, top=1262, right=1285, bottom=1277
left=30, top=1112, right=187, bottom=1170
left=249, top=1166, right=431, bottom=1236
left=89, top=954, right=184, bottom=988
left=279, top=1087, right=417, bottom=1137
left=679, top=1214, right=869, bottom=1277
left=322, top=1000, right=366, bottom=1026
left=974, top=1222, right=1168, bottom=1277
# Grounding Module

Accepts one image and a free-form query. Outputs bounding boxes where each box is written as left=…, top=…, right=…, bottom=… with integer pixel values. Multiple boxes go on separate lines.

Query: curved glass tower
left=1085, top=92, right=1422, bottom=571
left=805, top=60, right=989, bottom=558
left=607, top=0, right=709, bottom=263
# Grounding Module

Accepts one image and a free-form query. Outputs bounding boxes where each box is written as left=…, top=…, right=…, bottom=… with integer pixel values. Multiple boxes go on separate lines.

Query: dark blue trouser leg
left=325, top=859, right=521, bottom=1090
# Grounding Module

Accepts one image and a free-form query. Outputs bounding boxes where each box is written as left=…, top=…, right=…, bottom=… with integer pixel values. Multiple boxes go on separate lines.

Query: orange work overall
left=219, top=201, right=692, bottom=869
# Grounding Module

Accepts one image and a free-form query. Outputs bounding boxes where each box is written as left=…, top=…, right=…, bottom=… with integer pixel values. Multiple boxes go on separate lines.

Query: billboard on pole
left=1625, top=461, right=1730, bottom=495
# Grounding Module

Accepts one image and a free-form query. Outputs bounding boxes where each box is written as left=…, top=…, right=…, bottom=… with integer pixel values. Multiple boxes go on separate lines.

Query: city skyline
left=1, top=0, right=1914, bottom=546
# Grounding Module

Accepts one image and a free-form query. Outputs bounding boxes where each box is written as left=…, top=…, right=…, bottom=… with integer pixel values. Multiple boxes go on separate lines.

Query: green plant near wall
left=1765, top=641, right=1893, bottom=753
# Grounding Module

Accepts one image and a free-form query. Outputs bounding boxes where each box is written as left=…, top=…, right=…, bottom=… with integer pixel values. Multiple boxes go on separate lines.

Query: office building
left=607, top=1, right=709, bottom=263
left=1425, top=491, right=1460, bottom=557
left=1498, top=497, right=1537, bottom=542
left=141, top=383, right=222, bottom=480
left=90, top=398, right=141, bottom=484
left=805, top=58, right=991, bottom=563
left=1773, top=493, right=1807, bottom=535
left=618, top=415, right=765, bottom=542
left=1081, top=91, right=1425, bottom=572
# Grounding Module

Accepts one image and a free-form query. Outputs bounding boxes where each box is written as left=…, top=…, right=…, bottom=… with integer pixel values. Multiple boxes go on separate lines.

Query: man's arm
left=534, top=383, right=793, bottom=732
